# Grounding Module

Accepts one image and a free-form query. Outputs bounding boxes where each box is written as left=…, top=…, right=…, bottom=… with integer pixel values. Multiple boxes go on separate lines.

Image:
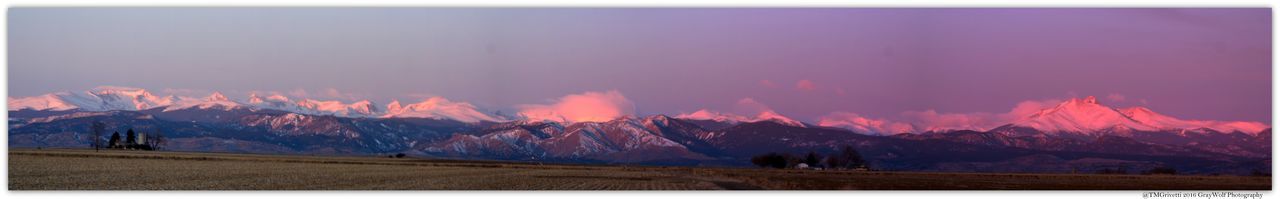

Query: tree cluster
left=103, top=127, right=166, bottom=151
left=749, top=146, right=867, bottom=170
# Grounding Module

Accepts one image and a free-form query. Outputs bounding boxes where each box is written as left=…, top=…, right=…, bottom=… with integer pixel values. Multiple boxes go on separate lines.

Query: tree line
left=750, top=146, right=867, bottom=170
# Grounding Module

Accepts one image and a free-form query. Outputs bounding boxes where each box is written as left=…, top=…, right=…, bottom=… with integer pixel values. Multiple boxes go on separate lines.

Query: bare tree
left=152, top=129, right=166, bottom=151
left=145, top=131, right=155, bottom=148
left=91, top=121, right=105, bottom=151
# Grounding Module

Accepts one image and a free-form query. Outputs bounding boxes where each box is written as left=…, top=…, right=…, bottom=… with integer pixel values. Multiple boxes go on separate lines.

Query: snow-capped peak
left=1082, top=95, right=1099, bottom=104
left=386, top=100, right=404, bottom=113
left=90, top=86, right=154, bottom=98
left=381, top=97, right=505, bottom=123
left=87, top=86, right=171, bottom=110
left=10, top=86, right=177, bottom=111
left=207, top=92, right=230, bottom=101
left=816, top=112, right=916, bottom=136
left=754, top=110, right=806, bottom=127
left=1118, top=107, right=1269, bottom=134
left=161, top=92, right=244, bottom=111
left=1012, top=96, right=1157, bottom=134
left=674, top=109, right=805, bottom=127
left=294, top=99, right=354, bottom=115
left=245, top=93, right=299, bottom=111
left=8, top=93, right=79, bottom=111
left=347, top=100, right=379, bottom=116
left=1011, top=96, right=1268, bottom=135
left=11, top=86, right=512, bottom=122
left=266, top=94, right=289, bottom=102
left=247, top=93, right=265, bottom=104
left=675, top=109, right=752, bottom=122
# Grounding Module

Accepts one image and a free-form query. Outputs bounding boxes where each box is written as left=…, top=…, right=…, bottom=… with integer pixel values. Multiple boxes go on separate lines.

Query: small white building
left=795, top=163, right=810, bottom=169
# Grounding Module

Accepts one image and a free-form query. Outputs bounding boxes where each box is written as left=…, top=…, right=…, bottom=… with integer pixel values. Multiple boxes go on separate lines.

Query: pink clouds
left=517, top=90, right=635, bottom=123
left=758, top=80, right=780, bottom=89
left=795, top=79, right=817, bottom=91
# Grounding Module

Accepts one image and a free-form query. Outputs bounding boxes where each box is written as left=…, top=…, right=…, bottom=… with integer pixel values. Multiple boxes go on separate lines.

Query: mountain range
left=8, top=87, right=1271, bottom=175
left=9, top=86, right=507, bottom=122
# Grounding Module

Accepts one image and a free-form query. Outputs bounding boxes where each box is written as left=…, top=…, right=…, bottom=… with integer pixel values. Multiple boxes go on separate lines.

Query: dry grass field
left=8, top=148, right=1270, bottom=190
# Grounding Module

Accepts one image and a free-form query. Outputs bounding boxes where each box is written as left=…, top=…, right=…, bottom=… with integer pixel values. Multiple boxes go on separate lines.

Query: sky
left=8, top=8, right=1272, bottom=124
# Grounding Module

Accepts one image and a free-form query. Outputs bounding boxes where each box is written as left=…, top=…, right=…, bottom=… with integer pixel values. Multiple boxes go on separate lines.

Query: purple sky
left=8, top=8, right=1272, bottom=123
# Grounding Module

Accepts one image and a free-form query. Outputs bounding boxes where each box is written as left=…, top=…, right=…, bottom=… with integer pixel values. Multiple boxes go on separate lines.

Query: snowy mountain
left=290, top=99, right=382, bottom=117
left=895, top=96, right=1275, bottom=159
left=422, top=115, right=712, bottom=163
left=163, top=92, right=245, bottom=111
left=676, top=109, right=752, bottom=123
left=9, top=86, right=174, bottom=111
left=815, top=112, right=916, bottom=136
left=1118, top=106, right=1268, bottom=134
left=381, top=97, right=505, bottom=123
left=753, top=111, right=807, bottom=127
left=9, top=93, right=81, bottom=111
left=7, top=86, right=243, bottom=112
left=6, top=87, right=1271, bottom=173
left=11, top=87, right=504, bottom=122
left=8, top=100, right=1271, bottom=174
left=1007, top=96, right=1268, bottom=136
left=1010, top=96, right=1159, bottom=135
left=675, top=109, right=806, bottom=127
left=246, top=93, right=298, bottom=111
